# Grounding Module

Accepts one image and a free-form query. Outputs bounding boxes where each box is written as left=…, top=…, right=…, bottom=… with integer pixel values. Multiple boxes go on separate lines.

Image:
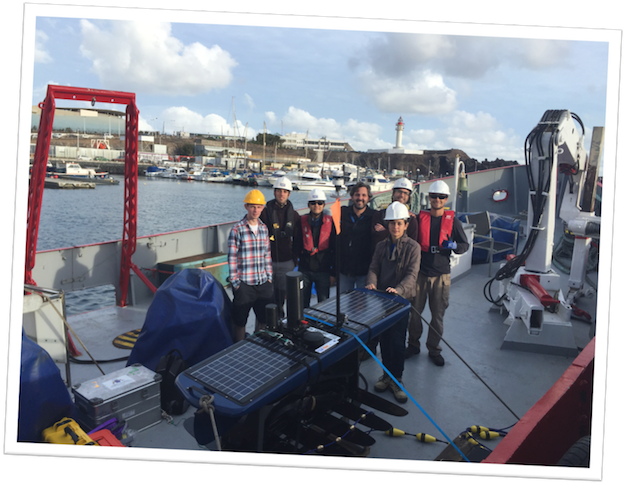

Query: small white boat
left=204, top=171, right=228, bottom=183
left=159, top=166, right=189, bottom=179
left=290, top=176, right=338, bottom=191
left=257, top=170, right=287, bottom=186
left=51, top=162, right=119, bottom=184
left=145, top=166, right=167, bottom=177
left=190, top=166, right=224, bottom=182
left=347, top=172, right=392, bottom=193
left=62, top=162, right=106, bottom=178
left=255, top=176, right=272, bottom=186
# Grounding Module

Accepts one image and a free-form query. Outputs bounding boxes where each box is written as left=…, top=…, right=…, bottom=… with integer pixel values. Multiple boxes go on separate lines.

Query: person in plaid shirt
left=228, top=189, right=274, bottom=342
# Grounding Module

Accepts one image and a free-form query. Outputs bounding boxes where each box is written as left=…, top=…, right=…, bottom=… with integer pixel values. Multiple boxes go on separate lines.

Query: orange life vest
left=418, top=210, right=455, bottom=251
left=301, top=214, right=332, bottom=255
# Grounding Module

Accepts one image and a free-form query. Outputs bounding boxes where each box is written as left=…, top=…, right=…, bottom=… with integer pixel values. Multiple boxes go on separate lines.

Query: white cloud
left=352, top=33, right=577, bottom=115
left=79, top=20, right=237, bottom=95
left=35, top=30, right=52, bottom=63
left=357, top=69, right=457, bottom=115
left=402, top=128, right=437, bottom=150
left=265, top=111, right=276, bottom=124
left=160, top=106, right=257, bottom=139
left=513, top=38, right=571, bottom=70
left=244, top=94, right=255, bottom=110
left=443, top=111, right=522, bottom=160
left=139, top=117, right=156, bottom=133
left=280, top=106, right=386, bottom=151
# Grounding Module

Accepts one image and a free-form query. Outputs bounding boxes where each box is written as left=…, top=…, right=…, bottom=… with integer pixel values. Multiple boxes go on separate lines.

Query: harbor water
left=34, top=176, right=331, bottom=314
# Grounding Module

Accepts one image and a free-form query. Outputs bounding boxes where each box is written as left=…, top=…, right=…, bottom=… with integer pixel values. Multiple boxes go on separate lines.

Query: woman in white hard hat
left=293, top=188, right=336, bottom=308
left=365, top=201, right=421, bottom=403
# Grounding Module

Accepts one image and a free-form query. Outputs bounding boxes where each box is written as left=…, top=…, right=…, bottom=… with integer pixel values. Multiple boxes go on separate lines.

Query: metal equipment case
left=72, top=364, right=162, bottom=433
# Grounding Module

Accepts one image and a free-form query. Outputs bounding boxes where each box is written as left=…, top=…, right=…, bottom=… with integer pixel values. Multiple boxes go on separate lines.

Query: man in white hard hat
left=406, top=180, right=469, bottom=366
left=260, top=176, right=301, bottom=319
left=372, top=177, right=418, bottom=248
left=365, top=201, right=421, bottom=403
left=293, top=188, right=336, bottom=308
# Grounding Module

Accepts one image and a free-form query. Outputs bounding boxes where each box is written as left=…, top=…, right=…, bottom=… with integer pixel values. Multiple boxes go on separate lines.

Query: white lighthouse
left=394, top=116, right=404, bottom=149
left=367, top=115, right=423, bottom=155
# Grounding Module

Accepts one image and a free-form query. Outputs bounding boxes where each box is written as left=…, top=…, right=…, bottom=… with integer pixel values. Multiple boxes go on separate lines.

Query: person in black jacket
left=293, top=189, right=335, bottom=308
left=337, top=181, right=375, bottom=291
left=260, top=176, right=301, bottom=319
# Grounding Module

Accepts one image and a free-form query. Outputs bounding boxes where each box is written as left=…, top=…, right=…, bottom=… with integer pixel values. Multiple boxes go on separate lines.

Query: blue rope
left=305, top=314, right=472, bottom=463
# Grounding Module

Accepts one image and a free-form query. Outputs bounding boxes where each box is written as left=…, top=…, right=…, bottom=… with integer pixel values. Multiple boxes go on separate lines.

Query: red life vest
left=418, top=210, right=455, bottom=251
left=301, top=214, right=332, bottom=255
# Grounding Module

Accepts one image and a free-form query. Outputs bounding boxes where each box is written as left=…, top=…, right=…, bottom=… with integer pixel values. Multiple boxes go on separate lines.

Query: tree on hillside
left=254, top=132, right=282, bottom=147
left=175, top=142, right=195, bottom=156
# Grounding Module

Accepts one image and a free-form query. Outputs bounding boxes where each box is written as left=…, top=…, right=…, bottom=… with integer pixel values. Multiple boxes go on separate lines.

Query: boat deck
left=58, top=246, right=597, bottom=462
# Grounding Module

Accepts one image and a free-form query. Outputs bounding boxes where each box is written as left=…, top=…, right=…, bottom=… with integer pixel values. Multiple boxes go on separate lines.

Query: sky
left=30, top=10, right=612, bottom=163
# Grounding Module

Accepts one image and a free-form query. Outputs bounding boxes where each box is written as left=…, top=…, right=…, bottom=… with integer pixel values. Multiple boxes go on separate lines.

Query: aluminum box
left=72, top=364, right=162, bottom=433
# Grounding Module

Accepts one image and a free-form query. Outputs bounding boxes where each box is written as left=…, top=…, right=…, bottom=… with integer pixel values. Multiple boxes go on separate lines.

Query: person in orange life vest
left=293, top=189, right=336, bottom=308
left=371, top=178, right=418, bottom=247
left=406, top=180, right=469, bottom=366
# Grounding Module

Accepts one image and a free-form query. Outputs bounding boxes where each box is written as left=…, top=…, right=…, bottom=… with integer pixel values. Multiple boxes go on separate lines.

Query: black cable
left=483, top=114, right=561, bottom=304
left=410, top=306, right=520, bottom=421
left=69, top=355, right=129, bottom=364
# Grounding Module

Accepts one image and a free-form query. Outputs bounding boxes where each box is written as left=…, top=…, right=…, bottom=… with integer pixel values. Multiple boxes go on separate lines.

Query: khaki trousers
left=408, top=272, right=450, bottom=356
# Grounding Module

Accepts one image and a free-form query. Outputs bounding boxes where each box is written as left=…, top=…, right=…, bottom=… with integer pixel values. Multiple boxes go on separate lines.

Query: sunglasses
left=429, top=194, right=448, bottom=200
left=309, top=200, right=325, bottom=205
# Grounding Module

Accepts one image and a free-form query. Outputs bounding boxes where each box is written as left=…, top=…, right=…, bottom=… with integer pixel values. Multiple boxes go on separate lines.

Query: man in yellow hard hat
left=227, top=189, right=274, bottom=342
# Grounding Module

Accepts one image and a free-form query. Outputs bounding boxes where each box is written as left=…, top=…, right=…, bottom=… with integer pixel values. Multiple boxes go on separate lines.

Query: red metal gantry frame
left=26, top=85, right=156, bottom=307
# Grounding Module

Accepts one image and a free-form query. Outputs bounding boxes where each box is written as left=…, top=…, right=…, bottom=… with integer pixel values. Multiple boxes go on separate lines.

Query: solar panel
left=183, top=290, right=407, bottom=407
left=185, top=335, right=311, bottom=405
left=304, top=290, right=405, bottom=332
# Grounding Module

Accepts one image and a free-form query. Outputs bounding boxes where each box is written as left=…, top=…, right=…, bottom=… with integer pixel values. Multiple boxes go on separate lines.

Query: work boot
left=373, top=374, right=390, bottom=392
left=429, top=354, right=445, bottom=366
left=405, top=344, right=420, bottom=359
left=389, top=379, right=408, bottom=404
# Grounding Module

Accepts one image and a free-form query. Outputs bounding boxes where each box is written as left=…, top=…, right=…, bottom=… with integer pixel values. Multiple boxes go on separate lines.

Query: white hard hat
left=384, top=201, right=410, bottom=221
left=308, top=188, right=327, bottom=202
left=392, top=177, right=413, bottom=192
left=274, top=176, right=292, bottom=191
left=428, top=180, right=450, bottom=196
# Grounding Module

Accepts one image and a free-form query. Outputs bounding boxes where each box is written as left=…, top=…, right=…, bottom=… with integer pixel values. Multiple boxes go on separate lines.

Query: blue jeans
left=339, top=274, right=367, bottom=293
left=301, top=271, right=331, bottom=308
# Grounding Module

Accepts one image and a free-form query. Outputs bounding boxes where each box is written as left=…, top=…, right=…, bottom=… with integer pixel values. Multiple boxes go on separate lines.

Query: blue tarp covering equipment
left=127, top=269, right=233, bottom=371
left=19, top=331, right=74, bottom=442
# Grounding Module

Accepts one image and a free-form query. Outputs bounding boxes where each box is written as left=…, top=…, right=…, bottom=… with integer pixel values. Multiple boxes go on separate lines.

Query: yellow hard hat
left=244, top=189, right=266, bottom=205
